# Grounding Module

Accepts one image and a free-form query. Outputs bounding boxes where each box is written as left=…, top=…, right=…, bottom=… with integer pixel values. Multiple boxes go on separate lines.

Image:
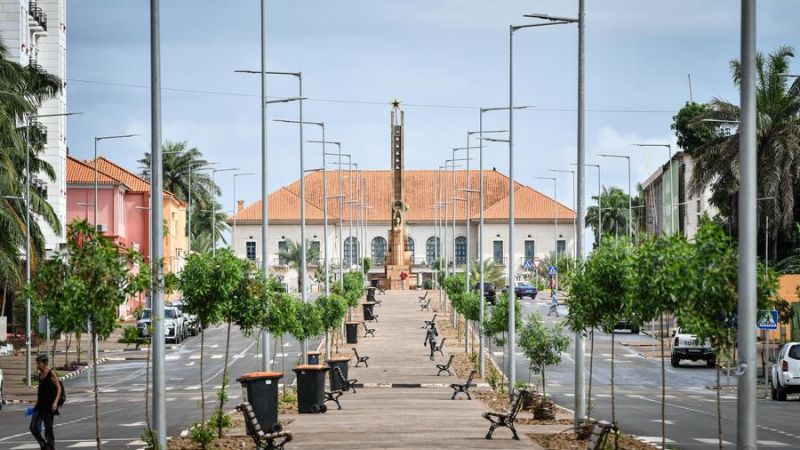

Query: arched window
left=371, top=237, right=387, bottom=265
left=406, top=236, right=415, bottom=258
left=455, top=236, right=467, bottom=265
left=344, top=237, right=359, bottom=267
left=426, top=237, right=441, bottom=264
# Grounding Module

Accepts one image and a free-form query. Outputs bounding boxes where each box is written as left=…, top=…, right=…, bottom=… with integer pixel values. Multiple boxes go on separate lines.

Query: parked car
left=670, top=327, right=715, bottom=367
left=474, top=282, right=497, bottom=304
left=613, top=320, right=640, bottom=334
left=137, top=307, right=186, bottom=343
left=769, top=341, right=800, bottom=401
left=514, top=282, right=538, bottom=299
left=173, top=301, right=199, bottom=336
left=0, top=367, right=4, bottom=410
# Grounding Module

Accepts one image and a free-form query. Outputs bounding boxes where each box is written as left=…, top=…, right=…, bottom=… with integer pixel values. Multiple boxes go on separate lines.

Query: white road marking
left=757, top=441, right=789, bottom=447
left=210, top=354, right=223, bottom=360
left=126, top=441, right=146, bottom=446
left=119, top=421, right=146, bottom=427
left=10, top=444, right=41, bottom=449
left=649, top=419, right=675, bottom=425
left=694, top=438, right=733, bottom=444
left=637, top=436, right=676, bottom=444
left=186, top=385, right=201, bottom=390
left=68, top=441, right=109, bottom=448
left=165, top=355, right=181, bottom=361
left=189, top=354, right=201, bottom=360
left=185, top=362, right=196, bottom=366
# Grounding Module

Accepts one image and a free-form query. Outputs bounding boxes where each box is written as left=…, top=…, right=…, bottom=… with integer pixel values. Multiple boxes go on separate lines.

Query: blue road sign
left=523, top=260, right=533, bottom=270
left=757, top=309, right=778, bottom=330
left=548, top=265, right=558, bottom=276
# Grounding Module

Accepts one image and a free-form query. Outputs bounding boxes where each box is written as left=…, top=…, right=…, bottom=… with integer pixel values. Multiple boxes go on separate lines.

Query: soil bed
left=529, top=431, right=658, bottom=450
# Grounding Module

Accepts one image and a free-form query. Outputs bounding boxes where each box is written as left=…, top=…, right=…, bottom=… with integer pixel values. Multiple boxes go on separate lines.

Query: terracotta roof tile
left=229, top=170, right=574, bottom=224
left=87, top=157, right=151, bottom=192
left=66, top=156, right=120, bottom=185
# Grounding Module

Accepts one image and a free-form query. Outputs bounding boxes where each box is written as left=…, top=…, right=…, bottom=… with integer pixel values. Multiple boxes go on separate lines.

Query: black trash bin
left=293, top=365, right=329, bottom=414
left=366, top=287, right=376, bottom=302
left=345, top=321, right=359, bottom=344
left=307, top=351, right=321, bottom=365
left=362, top=302, right=375, bottom=321
left=236, top=372, right=284, bottom=433
left=326, top=356, right=351, bottom=391
left=370, top=279, right=379, bottom=288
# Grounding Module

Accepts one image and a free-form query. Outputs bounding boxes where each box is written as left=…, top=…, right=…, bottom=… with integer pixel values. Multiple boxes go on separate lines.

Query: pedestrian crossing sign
left=548, top=266, right=558, bottom=276
left=523, top=260, right=533, bottom=270
left=757, top=309, right=778, bottom=330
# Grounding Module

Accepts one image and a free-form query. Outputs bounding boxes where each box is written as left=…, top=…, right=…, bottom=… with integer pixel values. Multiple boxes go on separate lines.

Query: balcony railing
left=28, top=1, right=47, bottom=31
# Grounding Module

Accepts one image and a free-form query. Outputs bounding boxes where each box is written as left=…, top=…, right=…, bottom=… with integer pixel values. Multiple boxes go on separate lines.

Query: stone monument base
left=385, top=264, right=415, bottom=290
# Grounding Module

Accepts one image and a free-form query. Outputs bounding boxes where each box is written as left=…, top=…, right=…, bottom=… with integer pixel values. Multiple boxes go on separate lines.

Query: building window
left=246, top=241, right=256, bottom=261
left=557, top=240, right=566, bottom=256
left=493, top=240, right=504, bottom=264
left=310, top=241, right=321, bottom=265
left=426, top=237, right=440, bottom=264
left=278, top=241, right=288, bottom=265
left=371, top=237, right=387, bottom=265
left=344, top=237, right=359, bottom=267
left=524, top=240, right=535, bottom=263
left=455, top=236, right=467, bottom=265
left=406, top=236, right=415, bottom=258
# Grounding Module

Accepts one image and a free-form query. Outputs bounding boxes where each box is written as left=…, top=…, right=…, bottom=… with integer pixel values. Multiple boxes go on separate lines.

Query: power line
left=68, top=78, right=676, bottom=114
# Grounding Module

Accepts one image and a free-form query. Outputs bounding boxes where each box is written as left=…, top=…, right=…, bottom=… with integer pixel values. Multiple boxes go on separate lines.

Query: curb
left=2, top=358, right=108, bottom=405
left=353, top=382, right=492, bottom=389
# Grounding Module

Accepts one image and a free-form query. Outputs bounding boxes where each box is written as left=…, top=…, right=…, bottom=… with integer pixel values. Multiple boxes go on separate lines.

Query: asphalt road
left=0, top=325, right=318, bottom=449
left=505, top=297, right=800, bottom=449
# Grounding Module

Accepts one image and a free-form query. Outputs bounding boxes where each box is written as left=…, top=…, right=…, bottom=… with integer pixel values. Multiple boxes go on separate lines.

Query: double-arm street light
left=597, top=153, right=632, bottom=238
left=93, top=133, right=138, bottom=231
left=319, top=146, right=348, bottom=291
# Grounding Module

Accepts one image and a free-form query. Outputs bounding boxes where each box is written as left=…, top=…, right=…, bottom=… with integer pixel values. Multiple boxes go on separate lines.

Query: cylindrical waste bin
left=362, top=302, right=375, bottom=321
left=326, top=356, right=351, bottom=391
left=370, top=279, right=379, bottom=288
left=307, top=351, right=321, bottom=365
left=366, top=287, right=376, bottom=302
left=293, top=365, right=329, bottom=414
left=236, top=372, right=284, bottom=433
left=345, top=321, right=359, bottom=344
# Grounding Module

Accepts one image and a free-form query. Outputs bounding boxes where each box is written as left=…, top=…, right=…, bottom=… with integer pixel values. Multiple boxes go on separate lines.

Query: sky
left=65, top=1, right=800, bottom=248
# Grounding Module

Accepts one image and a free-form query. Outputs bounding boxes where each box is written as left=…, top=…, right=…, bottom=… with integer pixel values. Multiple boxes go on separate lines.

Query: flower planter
left=533, top=398, right=556, bottom=420
left=575, top=420, right=595, bottom=440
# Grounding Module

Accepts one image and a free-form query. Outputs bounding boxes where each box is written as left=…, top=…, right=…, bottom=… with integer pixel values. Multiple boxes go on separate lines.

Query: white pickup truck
left=670, top=327, right=716, bottom=367
left=770, top=342, right=800, bottom=401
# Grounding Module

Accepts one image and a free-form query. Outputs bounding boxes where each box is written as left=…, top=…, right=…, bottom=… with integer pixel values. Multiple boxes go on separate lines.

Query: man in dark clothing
left=424, top=324, right=439, bottom=361
left=30, top=354, right=60, bottom=450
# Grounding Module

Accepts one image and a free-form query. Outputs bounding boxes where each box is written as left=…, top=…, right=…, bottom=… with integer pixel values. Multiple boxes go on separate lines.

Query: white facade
left=231, top=220, right=575, bottom=292
left=0, top=0, right=68, bottom=252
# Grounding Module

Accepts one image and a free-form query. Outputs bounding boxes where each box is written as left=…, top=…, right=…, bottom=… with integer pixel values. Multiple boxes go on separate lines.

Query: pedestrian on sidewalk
left=547, top=289, right=560, bottom=318
left=424, top=324, right=439, bottom=361
left=30, top=354, right=60, bottom=450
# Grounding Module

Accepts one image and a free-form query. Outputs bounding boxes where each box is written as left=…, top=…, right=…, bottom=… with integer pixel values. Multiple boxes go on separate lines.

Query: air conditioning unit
left=132, top=242, right=140, bottom=251
left=96, top=224, right=105, bottom=233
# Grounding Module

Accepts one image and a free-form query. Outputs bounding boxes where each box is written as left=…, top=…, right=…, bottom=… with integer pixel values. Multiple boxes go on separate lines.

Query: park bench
left=432, top=338, right=446, bottom=356
left=420, top=298, right=432, bottom=311
left=586, top=420, right=614, bottom=450
left=450, top=369, right=477, bottom=400
left=423, top=314, right=437, bottom=329
left=353, top=347, right=370, bottom=367
left=482, top=389, right=530, bottom=440
left=362, top=322, right=375, bottom=338
left=377, top=286, right=387, bottom=295
left=418, top=291, right=429, bottom=303
left=238, top=403, right=293, bottom=450
left=324, top=367, right=358, bottom=410
left=436, top=354, right=455, bottom=376
left=323, top=387, right=344, bottom=410
left=371, top=296, right=382, bottom=307
left=334, top=366, right=358, bottom=393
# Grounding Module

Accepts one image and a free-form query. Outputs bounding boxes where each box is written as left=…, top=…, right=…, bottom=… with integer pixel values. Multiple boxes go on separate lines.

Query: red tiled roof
left=83, top=157, right=185, bottom=205
left=229, top=170, right=575, bottom=224
left=66, top=156, right=122, bottom=185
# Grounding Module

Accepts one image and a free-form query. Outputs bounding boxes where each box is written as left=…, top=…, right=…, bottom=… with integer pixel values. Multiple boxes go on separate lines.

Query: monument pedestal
left=385, top=264, right=415, bottom=290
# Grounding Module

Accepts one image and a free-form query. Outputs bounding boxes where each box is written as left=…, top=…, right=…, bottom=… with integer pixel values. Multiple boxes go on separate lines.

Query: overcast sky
left=65, top=1, right=799, bottom=247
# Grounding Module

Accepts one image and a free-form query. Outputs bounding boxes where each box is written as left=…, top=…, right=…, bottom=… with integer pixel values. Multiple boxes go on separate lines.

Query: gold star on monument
left=391, top=98, right=401, bottom=109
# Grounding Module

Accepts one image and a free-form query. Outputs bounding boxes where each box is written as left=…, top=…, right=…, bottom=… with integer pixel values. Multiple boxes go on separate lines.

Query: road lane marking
left=10, top=444, right=41, bottom=449
left=68, top=441, right=109, bottom=447
left=694, top=438, right=732, bottom=444
left=126, top=441, right=146, bottom=447
left=119, top=421, right=146, bottom=427
left=637, top=436, right=676, bottom=444
left=649, top=419, right=675, bottom=425
left=210, top=354, right=223, bottom=359
left=189, top=354, right=201, bottom=360
left=758, top=441, right=789, bottom=447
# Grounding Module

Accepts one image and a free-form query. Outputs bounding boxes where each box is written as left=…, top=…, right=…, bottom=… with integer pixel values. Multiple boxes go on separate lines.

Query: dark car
left=474, top=282, right=497, bottom=304
left=613, top=320, right=640, bottom=334
left=514, top=282, right=538, bottom=299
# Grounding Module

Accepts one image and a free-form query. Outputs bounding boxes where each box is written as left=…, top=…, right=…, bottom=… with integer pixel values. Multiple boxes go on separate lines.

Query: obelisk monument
left=384, top=100, right=414, bottom=289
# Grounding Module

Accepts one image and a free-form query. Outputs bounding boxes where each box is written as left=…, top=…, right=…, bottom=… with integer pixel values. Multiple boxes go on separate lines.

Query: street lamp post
left=633, top=144, right=674, bottom=235
left=210, top=168, right=239, bottom=254
left=232, top=172, right=254, bottom=251
left=598, top=154, right=632, bottom=238
left=535, top=176, right=559, bottom=268
left=573, top=163, right=601, bottom=244
left=549, top=169, right=576, bottom=261
left=93, top=134, right=138, bottom=232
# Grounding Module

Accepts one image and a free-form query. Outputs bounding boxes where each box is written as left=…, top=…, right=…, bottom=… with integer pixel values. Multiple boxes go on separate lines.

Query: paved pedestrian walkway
left=284, top=289, right=537, bottom=449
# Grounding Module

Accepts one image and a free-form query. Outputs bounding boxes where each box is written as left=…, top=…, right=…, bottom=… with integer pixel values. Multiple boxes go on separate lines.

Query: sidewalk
left=280, top=289, right=538, bottom=449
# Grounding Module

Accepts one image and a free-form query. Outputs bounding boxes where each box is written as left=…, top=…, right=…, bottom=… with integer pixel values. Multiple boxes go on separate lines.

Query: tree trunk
left=542, top=367, right=546, bottom=399
left=200, top=328, right=206, bottom=425
left=92, top=331, right=102, bottom=449
left=218, top=321, right=232, bottom=437
left=271, top=337, right=278, bottom=372
left=716, top=363, right=722, bottom=450
left=281, top=335, right=287, bottom=397
left=612, top=331, right=618, bottom=450
left=50, top=337, right=58, bottom=368
left=76, top=332, right=82, bottom=364
left=588, top=329, right=594, bottom=420
left=660, top=313, right=666, bottom=450
left=64, top=334, right=71, bottom=368
left=325, top=329, right=331, bottom=360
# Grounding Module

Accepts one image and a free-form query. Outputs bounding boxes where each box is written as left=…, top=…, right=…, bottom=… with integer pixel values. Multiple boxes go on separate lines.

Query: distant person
left=30, top=354, right=60, bottom=450
left=424, top=324, right=439, bottom=361
left=548, top=289, right=560, bottom=317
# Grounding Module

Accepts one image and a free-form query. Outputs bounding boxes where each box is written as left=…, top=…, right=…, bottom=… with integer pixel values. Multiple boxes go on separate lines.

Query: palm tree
left=470, top=258, right=506, bottom=287
left=0, top=38, right=62, bottom=304
left=689, top=46, right=800, bottom=258
left=191, top=205, right=229, bottom=248
left=277, top=240, right=320, bottom=293
left=585, top=186, right=643, bottom=244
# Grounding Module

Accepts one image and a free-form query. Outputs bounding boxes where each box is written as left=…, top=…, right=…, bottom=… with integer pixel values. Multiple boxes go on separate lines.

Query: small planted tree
left=483, top=293, right=522, bottom=391
left=518, top=312, right=570, bottom=408
left=289, top=300, right=325, bottom=361
left=265, top=292, right=300, bottom=395
left=318, top=294, right=347, bottom=358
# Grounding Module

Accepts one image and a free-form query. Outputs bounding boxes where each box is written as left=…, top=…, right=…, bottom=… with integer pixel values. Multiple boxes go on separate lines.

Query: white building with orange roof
left=228, top=168, right=575, bottom=291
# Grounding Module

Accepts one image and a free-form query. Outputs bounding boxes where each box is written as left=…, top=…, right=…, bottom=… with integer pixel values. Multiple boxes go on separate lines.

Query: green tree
left=483, top=293, right=522, bottom=391
left=518, top=312, right=570, bottom=398
left=317, top=294, right=347, bottom=358
left=277, top=240, right=320, bottom=293
left=585, top=187, right=644, bottom=245
left=190, top=204, right=229, bottom=249
left=266, top=292, right=301, bottom=395
left=671, top=101, right=716, bottom=154
left=688, top=46, right=800, bottom=259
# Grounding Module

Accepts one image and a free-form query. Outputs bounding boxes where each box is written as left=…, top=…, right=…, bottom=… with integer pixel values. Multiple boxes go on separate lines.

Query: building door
left=493, top=240, right=504, bottom=264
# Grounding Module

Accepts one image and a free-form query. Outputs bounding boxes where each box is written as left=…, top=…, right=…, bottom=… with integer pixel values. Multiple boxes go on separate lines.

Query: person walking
left=547, top=289, right=560, bottom=318
left=30, top=354, right=60, bottom=450
left=424, top=324, right=439, bottom=361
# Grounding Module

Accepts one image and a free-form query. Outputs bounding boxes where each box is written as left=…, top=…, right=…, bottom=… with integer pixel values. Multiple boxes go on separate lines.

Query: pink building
left=66, top=156, right=187, bottom=315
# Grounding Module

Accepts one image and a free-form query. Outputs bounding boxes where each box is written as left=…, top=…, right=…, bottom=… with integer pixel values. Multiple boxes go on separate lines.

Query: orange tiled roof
left=229, top=170, right=575, bottom=224
left=84, top=157, right=185, bottom=205
left=66, top=156, right=122, bottom=185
